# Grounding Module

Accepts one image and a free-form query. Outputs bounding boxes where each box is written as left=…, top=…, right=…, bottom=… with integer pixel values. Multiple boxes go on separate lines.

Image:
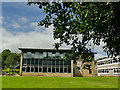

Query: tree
left=2, top=49, right=11, bottom=69
left=27, top=2, right=120, bottom=59
left=5, top=53, right=19, bottom=75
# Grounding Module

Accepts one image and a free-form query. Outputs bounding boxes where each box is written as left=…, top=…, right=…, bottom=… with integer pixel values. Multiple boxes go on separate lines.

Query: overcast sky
left=1, top=2, right=107, bottom=59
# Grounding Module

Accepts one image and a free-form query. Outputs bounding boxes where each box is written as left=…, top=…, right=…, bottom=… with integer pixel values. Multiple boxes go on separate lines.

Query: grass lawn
left=2, top=76, right=119, bottom=88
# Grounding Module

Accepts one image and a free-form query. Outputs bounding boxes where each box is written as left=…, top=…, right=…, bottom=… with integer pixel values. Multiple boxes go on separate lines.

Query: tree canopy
left=5, top=53, right=19, bottom=68
left=2, top=49, right=20, bottom=69
left=27, top=2, right=120, bottom=59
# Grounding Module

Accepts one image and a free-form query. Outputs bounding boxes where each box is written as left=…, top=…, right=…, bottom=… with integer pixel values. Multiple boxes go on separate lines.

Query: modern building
left=97, top=56, right=120, bottom=77
left=19, top=47, right=95, bottom=77
left=19, top=48, right=73, bottom=77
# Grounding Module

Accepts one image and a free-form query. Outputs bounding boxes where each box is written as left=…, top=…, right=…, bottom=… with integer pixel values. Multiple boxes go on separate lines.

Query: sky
left=1, top=2, right=107, bottom=60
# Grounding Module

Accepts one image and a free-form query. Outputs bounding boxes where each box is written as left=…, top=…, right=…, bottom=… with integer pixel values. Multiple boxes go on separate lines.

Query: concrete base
left=22, top=72, right=73, bottom=77
left=98, top=74, right=120, bottom=77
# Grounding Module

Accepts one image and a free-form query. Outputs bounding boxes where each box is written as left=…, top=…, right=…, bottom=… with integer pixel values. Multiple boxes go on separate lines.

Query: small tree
left=2, top=49, right=11, bottom=69
left=5, top=53, right=19, bottom=75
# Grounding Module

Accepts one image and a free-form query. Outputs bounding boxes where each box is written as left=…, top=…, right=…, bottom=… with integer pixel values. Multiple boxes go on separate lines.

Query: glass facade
left=22, top=51, right=71, bottom=73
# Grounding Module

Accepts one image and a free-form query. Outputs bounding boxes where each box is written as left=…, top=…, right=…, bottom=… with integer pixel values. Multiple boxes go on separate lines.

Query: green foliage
left=2, top=49, right=11, bottom=68
left=5, top=53, right=19, bottom=68
left=27, top=2, right=120, bottom=59
left=2, top=49, right=20, bottom=69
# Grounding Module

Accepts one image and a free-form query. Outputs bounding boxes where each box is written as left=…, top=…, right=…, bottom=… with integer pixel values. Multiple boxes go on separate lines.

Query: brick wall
left=22, top=72, right=72, bottom=77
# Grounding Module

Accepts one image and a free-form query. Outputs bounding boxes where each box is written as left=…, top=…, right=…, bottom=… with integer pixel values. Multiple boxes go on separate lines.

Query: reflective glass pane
left=43, top=52, right=47, bottom=58
left=31, top=53, right=35, bottom=58
left=35, top=52, right=39, bottom=58
left=23, top=53, right=27, bottom=58
left=39, top=53, right=43, bottom=58
left=27, top=52, right=31, bottom=58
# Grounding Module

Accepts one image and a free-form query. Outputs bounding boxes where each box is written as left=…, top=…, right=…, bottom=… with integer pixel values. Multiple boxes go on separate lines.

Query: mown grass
left=2, top=76, right=118, bottom=88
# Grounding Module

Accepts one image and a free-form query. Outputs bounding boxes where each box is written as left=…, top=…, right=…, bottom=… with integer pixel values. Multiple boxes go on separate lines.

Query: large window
left=52, top=60, right=55, bottom=65
left=60, top=68, right=63, bottom=73
left=23, top=53, right=27, bottom=58
left=26, top=67, right=30, bottom=72
left=39, top=68, right=42, bottom=72
left=43, top=52, right=47, bottom=58
left=52, top=67, right=55, bottom=73
left=56, top=60, right=59, bottom=66
left=64, top=60, right=67, bottom=66
left=56, top=52, right=60, bottom=58
left=48, top=67, right=51, bottom=72
left=48, top=59, right=51, bottom=65
left=27, top=59, right=30, bottom=65
left=43, top=67, right=47, bottom=72
left=35, top=59, right=38, bottom=65
left=31, top=67, right=34, bottom=72
left=31, top=59, right=34, bottom=65
left=48, top=52, right=52, bottom=58
left=31, top=53, right=35, bottom=58
left=56, top=67, right=59, bottom=72
left=39, top=59, right=42, bottom=66
left=35, top=52, right=39, bottom=58
left=22, top=67, right=25, bottom=72
left=22, top=51, right=71, bottom=73
left=27, top=52, right=31, bottom=58
left=64, top=68, right=67, bottom=73
left=23, top=59, right=26, bottom=65
left=39, top=53, right=43, bottom=59
left=43, top=59, right=47, bottom=66
left=35, top=67, right=38, bottom=72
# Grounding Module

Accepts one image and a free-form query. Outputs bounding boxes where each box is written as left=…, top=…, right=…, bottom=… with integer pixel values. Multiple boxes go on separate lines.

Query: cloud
left=12, top=22, right=21, bottom=29
left=1, top=23, right=107, bottom=60
left=19, top=17, right=29, bottom=23
left=30, top=22, right=38, bottom=27
left=30, top=22, right=46, bottom=32
left=95, top=53, right=107, bottom=60
left=1, top=25, right=70, bottom=53
left=2, top=0, right=27, bottom=2
left=0, top=16, right=4, bottom=26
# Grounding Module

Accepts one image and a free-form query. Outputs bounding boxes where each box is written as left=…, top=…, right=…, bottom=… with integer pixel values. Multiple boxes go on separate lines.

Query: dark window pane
left=23, top=59, right=26, bottom=65
left=60, top=68, right=63, bottom=73
left=68, top=61, right=71, bottom=66
left=31, top=59, right=34, bottom=65
left=35, top=59, right=38, bottom=65
left=39, top=68, right=42, bottom=72
left=27, top=52, right=31, bottom=58
left=22, top=67, right=25, bottom=72
left=35, top=67, right=38, bottom=72
left=48, top=68, right=51, bottom=72
left=68, top=67, right=71, bottom=73
left=52, top=68, right=55, bottom=73
left=48, top=60, right=51, bottom=65
left=27, top=59, right=30, bottom=65
left=52, top=60, right=55, bottom=65
left=43, top=59, right=47, bottom=66
left=56, top=68, right=59, bottom=72
left=43, top=67, right=47, bottom=72
left=31, top=67, right=34, bottom=72
left=39, top=59, right=42, bottom=65
left=56, top=60, right=59, bottom=66
left=60, top=60, right=63, bottom=65
left=64, top=60, right=67, bottom=66
left=26, top=67, right=30, bottom=72
left=64, top=68, right=67, bottom=73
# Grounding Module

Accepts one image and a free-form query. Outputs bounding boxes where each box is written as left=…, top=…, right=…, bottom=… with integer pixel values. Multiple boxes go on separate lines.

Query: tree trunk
left=12, top=67, right=13, bottom=76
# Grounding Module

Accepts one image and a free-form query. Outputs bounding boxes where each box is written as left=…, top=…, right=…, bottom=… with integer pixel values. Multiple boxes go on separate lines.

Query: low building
left=19, top=48, right=95, bottom=77
left=97, top=56, right=120, bottom=77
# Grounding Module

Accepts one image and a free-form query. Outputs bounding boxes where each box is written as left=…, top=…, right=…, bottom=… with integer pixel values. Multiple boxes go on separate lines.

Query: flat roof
left=97, top=56, right=120, bottom=62
left=18, top=47, right=71, bottom=52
